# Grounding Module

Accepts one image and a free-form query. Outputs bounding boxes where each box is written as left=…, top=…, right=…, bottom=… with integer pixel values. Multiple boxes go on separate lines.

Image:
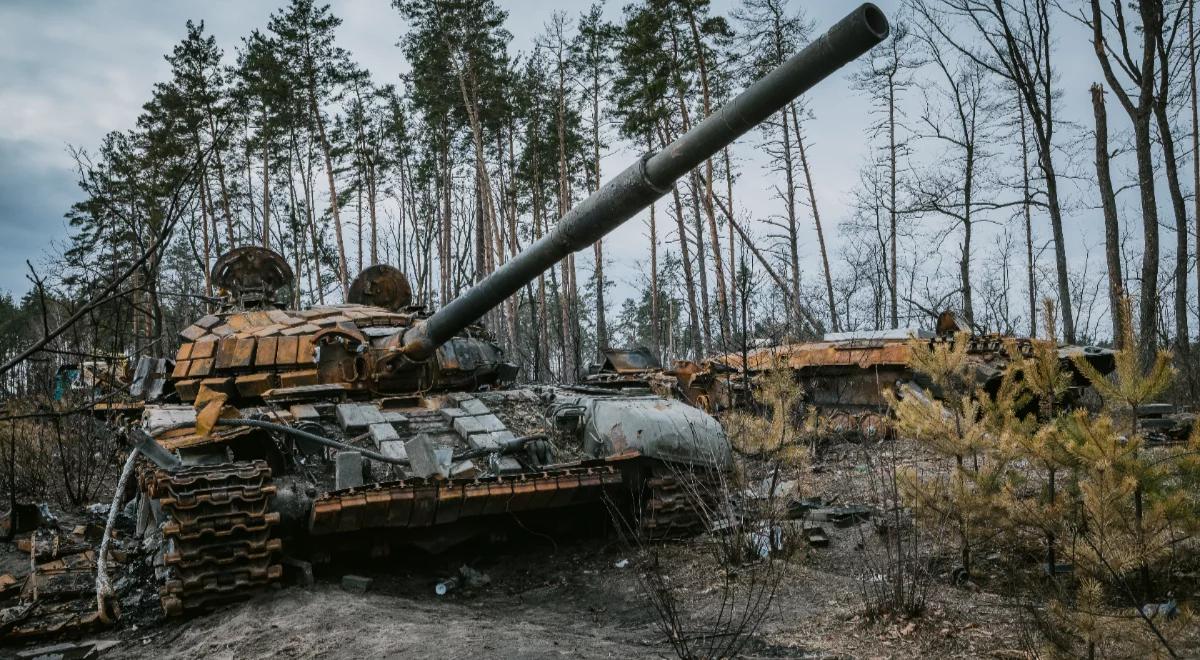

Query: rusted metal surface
left=309, top=459, right=624, bottom=535
left=146, top=461, right=282, bottom=616
left=707, top=329, right=1119, bottom=427
left=348, top=264, right=413, bottom=311
left=640, top=464, right=721, bottom=539
left=211, top=246, right=294, bottom=310
left=716, top=340, right=915, bottom=373
left=0, top=530, right=107, bottom=640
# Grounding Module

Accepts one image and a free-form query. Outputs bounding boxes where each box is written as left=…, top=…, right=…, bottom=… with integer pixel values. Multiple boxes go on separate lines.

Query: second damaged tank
left=114, top=4, right=892, bottom=617
left=633, top=311, right=1117, bottom=436
left=586, top=311, right=1119, bottom=440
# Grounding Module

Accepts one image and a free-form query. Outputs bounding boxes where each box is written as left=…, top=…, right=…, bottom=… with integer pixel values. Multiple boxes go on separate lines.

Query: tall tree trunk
left=365, top=145, right=378, bottom=266
left=299, top=133, right=325, bottom=305
left=205, top=110, right=237, bottom=248
left=505, top=125, right=521, bottom=351
left=1042, top=154, right=1074, bottom=341
left=723, top=148, right=738, bottom=333
left=1133, top=116, right=1161, bottom=352
left=590, top=91, right=607, bottom=353
left=554, top=51, right=577, bottom=383
left=683, top=5, right=731, bottom=344
left=203, top=171, right=222, bottom=260
left=961, top=145, right=975, bottom=326
left=439, top=137, right=452, bottom=304
left=650, top=200, right=660, bottom=359
left=776, top=106, right=803, bottom=336
left=1092, top=84, right=1126, bottom=346
left=531, top=135, right=550, bottom=380
left=357, top=183, right=365, bottom=275
left=792, top=107, right=839, bottom=331
left=687, top=171, right=712, bottom=354
left=310, top=93, right=349, bottom=298
left=286, top=146, right=302, bottom=304
left=670, top=184, right=703, bottom=359
left=198, top=167, right=213, bottom=298
left=262, top=118, right=271, bottom=248
left=1153, top=33, right=1191, bottom=372
left=1192, top=0, right=1200, bottom=334
left=1018, top=96, right=1037, bottom=337
left=887, top=71, right=899, bottom=328
left=245, top=117, right=257, bottom=243
left=647, top=133, right=660, bottom=359
left=1090, top=0, right=1159, bottom=354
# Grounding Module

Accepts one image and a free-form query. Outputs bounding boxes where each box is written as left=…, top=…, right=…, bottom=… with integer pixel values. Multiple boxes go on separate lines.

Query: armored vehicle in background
left=586, top=311, right=1118, bottom=439
left=707, top=312, right=1116, bottom=436
left=113, top=4, right=891, bottom=617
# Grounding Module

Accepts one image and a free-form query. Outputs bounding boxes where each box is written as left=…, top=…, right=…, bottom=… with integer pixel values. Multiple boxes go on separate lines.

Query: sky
left=0, top=0, right=1136, bottom=334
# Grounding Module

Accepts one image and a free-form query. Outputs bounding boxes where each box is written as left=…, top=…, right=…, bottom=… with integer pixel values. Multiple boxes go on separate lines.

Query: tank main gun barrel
left=400, top=3, right=889, bottom=361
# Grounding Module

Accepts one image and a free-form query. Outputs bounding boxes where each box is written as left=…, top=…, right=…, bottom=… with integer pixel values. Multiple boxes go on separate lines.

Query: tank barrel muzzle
left=401, top=4, right=889, bottom=360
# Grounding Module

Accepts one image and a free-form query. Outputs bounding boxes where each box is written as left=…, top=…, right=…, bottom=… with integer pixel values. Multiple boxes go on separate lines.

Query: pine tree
left=891, top=333, right=1016, bottom=578
left=269, top=0, right=355, bottom=297
left=572, top=4, right=616, bottom=357
left=235, top=29, right=292, bottom=250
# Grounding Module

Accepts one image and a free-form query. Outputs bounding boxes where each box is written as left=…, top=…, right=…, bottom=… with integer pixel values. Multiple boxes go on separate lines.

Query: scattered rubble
left=14, top=638, right=118, bottom=660
left=435, top=565, right=490, bottom=596
left=341, top=575, right=372, bottom=594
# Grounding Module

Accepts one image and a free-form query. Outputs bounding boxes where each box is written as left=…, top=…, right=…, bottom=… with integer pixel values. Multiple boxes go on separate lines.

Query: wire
left=211, top=418, right=409, bottom=466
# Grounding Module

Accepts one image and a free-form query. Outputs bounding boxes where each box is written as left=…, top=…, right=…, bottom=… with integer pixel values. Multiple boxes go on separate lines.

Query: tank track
left=641, top=463, right=721, bottom=539
left=145, top=460, right=282, bottom=615
left=817, top=409, right=892, bottom=439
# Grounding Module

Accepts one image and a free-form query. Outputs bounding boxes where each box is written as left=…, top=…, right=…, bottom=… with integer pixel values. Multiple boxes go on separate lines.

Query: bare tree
left=918, top=0, right=1077, bottom=342
left=910, top=26, right=1007, bottom=326
left=853, top=17, right=919, bottom=329
left=1091, top=84, right=1127, bottom=346
left=1073, top=0, right=1163, bottom=356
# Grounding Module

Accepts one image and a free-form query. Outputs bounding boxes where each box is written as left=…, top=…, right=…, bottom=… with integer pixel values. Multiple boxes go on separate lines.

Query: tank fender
left=581, top=396, right=731, bottom=470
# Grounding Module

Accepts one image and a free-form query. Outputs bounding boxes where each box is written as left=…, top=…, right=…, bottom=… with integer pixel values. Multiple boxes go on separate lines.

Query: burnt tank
left=119, top=4, right=890, bottom=617
left=708, top=311, right=1117, bottom=436
left=585, top=310, right=1119, bottom=440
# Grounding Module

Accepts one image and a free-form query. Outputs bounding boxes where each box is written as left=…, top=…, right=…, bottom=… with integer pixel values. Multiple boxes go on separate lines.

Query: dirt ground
left=98, top=537, right=1031, bottom=660
left=92, top=438, right=1034, bottom=659
left=5, top=436, right=1185, bottom=659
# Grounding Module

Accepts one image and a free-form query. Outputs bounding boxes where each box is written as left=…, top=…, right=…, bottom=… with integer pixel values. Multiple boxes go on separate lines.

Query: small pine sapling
left=890, top=331, right=1016, bottom=580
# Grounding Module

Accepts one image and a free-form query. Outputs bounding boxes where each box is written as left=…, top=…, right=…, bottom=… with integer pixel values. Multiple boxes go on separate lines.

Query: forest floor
left=7, top=437, right=1194, bottom=658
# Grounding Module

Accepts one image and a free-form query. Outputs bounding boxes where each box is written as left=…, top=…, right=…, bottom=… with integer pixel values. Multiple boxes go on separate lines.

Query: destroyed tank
left=586, top=311, right=1119, bottom=439
left=709, top=311, right=1117, bottom=436
left=117, top=4, right=890, bottom=617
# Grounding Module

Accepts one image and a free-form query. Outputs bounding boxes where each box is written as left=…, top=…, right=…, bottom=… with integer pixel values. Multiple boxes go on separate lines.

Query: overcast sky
left=0, top=0, right=1133, bottom=332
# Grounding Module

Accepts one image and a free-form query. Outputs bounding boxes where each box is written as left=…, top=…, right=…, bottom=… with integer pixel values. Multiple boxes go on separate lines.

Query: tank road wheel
left=144, top=460, right=283, bottom=615
left=826, top=411, right=854, bottom=438
left=640, top=463, right=721, bottom=540
left=857, top=412, right=891, bottom=440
